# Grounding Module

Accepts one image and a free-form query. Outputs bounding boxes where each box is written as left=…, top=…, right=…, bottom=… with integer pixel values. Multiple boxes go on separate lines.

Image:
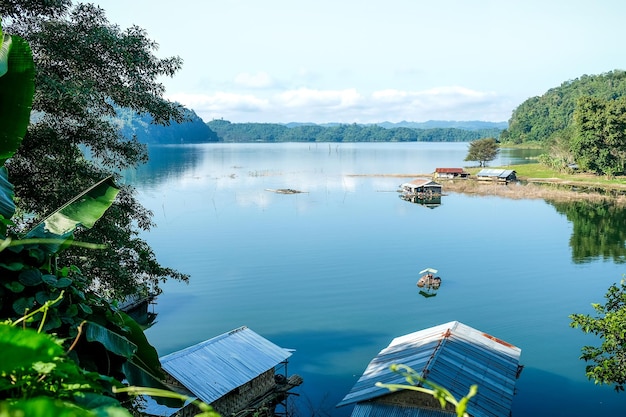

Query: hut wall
left=175, top=403, right=202, bottom=417
left=375, top=390, right=456, bottom=412
left=211, top=369, right=276, bottom=416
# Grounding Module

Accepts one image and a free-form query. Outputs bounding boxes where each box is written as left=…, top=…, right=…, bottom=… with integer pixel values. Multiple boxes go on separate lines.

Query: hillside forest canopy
left=501, top=70, right=626, bottom=177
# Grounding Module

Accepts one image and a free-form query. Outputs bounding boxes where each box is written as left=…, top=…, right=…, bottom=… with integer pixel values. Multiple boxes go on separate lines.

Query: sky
left=96, top=0, right=626, bottom=124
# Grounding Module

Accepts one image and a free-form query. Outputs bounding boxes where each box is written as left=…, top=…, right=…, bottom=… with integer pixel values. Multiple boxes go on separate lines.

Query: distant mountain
left=285, top=120, right=508, bottom=130
left=113, top=106, right=219, bottom=144
left=376, top=120, right=508, bottom=130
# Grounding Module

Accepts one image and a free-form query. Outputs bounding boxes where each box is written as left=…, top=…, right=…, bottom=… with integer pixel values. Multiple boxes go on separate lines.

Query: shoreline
left=347, top=173, right=626, bottom=205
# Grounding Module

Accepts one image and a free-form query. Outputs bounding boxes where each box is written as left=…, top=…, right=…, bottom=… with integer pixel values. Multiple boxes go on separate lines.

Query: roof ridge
left=420, top=325, right=454, bottom=381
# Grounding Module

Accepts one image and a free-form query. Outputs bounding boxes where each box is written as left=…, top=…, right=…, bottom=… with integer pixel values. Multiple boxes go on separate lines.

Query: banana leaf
left=114, top=310, right=165, bottom=380
left=84, top=321, right=138, bottom=359
left=0, top=324, right=64, bottom=373
left=85, top=317, right=182, bottom=408
left=0, top=31, right=35, bottom=165
left=24, top=176, right=120, bottom=255
left=0, top=167, right=15, bottom=221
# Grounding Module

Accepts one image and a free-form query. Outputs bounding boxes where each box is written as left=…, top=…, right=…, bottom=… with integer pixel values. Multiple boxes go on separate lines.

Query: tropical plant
left=570, top=277, right=626, bottom=392
left=0, top=20, right=214, bottom=417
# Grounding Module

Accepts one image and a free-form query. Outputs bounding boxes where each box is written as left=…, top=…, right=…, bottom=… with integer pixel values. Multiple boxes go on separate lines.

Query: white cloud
left=166, top=92, right=269, bottom=117
left=277, top=88, right=363, bottom=108
left=167, top=86, right=511, bottom=124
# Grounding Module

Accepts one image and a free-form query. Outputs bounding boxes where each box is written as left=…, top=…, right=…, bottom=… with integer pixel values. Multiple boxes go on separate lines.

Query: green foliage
left=502, top=70, right=626, bottom=145
left=463, top=137, right=499, bottom=167
left=571, top=96, right=626, bottom=177
left=0, top=19, right=207, bottom=417
left=207, top=120, right=501, bottom=143
left=570, top=278, right=626, bottom=392
left=0, top=24, right=34, bottom=165
left=535, top=132, right=576, bottom=172
left=0, top=299, right=216, bottom=417
left=0, top=320, right=131, bottom=417
left=2, top=1, right=189, bottom=300
left=375, top=364, right=477, bottom=417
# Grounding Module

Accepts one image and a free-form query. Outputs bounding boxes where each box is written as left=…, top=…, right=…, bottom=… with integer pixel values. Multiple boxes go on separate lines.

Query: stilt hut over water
left=400, top=178, right=442, bottom=197
left=144, top=326, right=302, bottom=417
left=337, top=321, right=523, bottom=417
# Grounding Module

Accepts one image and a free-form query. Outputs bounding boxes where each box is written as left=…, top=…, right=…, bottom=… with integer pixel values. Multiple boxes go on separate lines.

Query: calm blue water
left=127, top=143, right=624, bottom=416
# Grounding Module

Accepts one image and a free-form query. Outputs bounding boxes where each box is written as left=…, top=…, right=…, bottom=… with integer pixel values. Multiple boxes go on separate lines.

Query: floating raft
left=265, top=188, right=307, bottom=194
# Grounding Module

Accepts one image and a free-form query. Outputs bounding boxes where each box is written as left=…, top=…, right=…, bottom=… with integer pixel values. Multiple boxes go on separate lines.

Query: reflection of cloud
left=235, top=191, right=271, bottom=209
left=168, top=85, right=509, bottom=123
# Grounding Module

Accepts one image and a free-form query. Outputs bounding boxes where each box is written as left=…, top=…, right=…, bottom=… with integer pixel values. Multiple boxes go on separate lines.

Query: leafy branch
left=375, top=364, right=477, bottom=417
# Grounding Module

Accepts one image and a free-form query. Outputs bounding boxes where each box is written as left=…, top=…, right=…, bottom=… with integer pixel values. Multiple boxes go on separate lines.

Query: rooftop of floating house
left=337, top=321, right=522, bottom=417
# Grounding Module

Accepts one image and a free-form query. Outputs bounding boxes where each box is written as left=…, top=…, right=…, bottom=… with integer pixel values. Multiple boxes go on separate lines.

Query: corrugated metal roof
left=337, top=321, right=521, bottom=417
left=159, top=326, right=292, bottom=405
left=435, top=168, right=464, bottom=174
left=406, top=178, right=434, bottom=186
left=401, top=179, right=441, bottom=189
left=476, top=169, right=515, bottom=178
left=351, top=403, right=455, bottom=417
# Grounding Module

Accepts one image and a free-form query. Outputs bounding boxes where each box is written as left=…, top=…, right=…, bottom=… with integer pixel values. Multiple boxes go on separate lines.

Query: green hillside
left=114, top=106, right=219, bottom=144
left=501, top=70, right=626, bottom=145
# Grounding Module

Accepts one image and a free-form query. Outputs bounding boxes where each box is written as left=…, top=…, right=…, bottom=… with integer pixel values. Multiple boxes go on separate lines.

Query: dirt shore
left=348, top=173, right=626, bottom=205
left=440, top=178, right=626, bottom=204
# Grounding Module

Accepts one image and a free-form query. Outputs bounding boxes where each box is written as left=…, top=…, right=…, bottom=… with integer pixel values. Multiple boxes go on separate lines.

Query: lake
left=126, top=142, right=625, bottom=416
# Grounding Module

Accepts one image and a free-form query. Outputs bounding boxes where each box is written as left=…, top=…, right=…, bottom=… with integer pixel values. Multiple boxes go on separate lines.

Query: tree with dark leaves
left=570, top=278, right=626, bottom=392
left=463, top=137, right=499, bottom=167
left=1, top=1, right=189, bottom=299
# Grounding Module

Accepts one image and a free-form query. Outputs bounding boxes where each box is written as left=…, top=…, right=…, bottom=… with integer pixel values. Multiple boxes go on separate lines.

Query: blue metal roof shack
left=159, top=326, right=293, bottom=405
left=337, top=321, right=522, bottom=417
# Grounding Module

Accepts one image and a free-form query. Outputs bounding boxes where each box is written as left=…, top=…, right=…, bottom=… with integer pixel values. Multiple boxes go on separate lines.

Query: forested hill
left=207, top=119, right=504, bottom=143
left=501, top=69, right=626, bottom=144
left=114, top=106, right=220, bottom=144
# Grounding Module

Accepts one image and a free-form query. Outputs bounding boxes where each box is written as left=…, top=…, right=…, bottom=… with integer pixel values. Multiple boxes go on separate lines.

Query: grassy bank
left=471, top=163, right=626, bottom=190
left=446, top=163, right=626, bottom=204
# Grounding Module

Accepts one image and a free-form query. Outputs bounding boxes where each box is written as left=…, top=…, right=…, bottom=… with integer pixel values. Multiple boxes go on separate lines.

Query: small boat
left=417, top=267, right=441, bottom=289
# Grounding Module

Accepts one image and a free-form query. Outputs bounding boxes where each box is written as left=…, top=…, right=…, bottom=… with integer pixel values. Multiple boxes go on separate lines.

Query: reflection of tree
left=549, top=200, right=626, bottom=263
left=125, top=145, right=203, bottom=186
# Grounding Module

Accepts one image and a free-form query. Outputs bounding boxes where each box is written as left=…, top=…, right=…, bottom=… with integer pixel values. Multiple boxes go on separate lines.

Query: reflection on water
left=127, top=143, right=622, bottom=417
left=549, top=199, right=626, bottom=264
left=126, top=143, right=543, bottom=190
left=400, top=194, right=442, bottom=208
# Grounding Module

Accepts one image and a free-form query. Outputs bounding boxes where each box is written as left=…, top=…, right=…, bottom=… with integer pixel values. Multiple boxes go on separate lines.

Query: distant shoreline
left=347, top=173, right=626, bottom=205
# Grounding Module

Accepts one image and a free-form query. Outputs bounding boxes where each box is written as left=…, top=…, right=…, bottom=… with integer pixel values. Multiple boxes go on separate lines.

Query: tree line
left=502, top=70, right=626, bottom=177
left=207, top=119, right=502, bottom=143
